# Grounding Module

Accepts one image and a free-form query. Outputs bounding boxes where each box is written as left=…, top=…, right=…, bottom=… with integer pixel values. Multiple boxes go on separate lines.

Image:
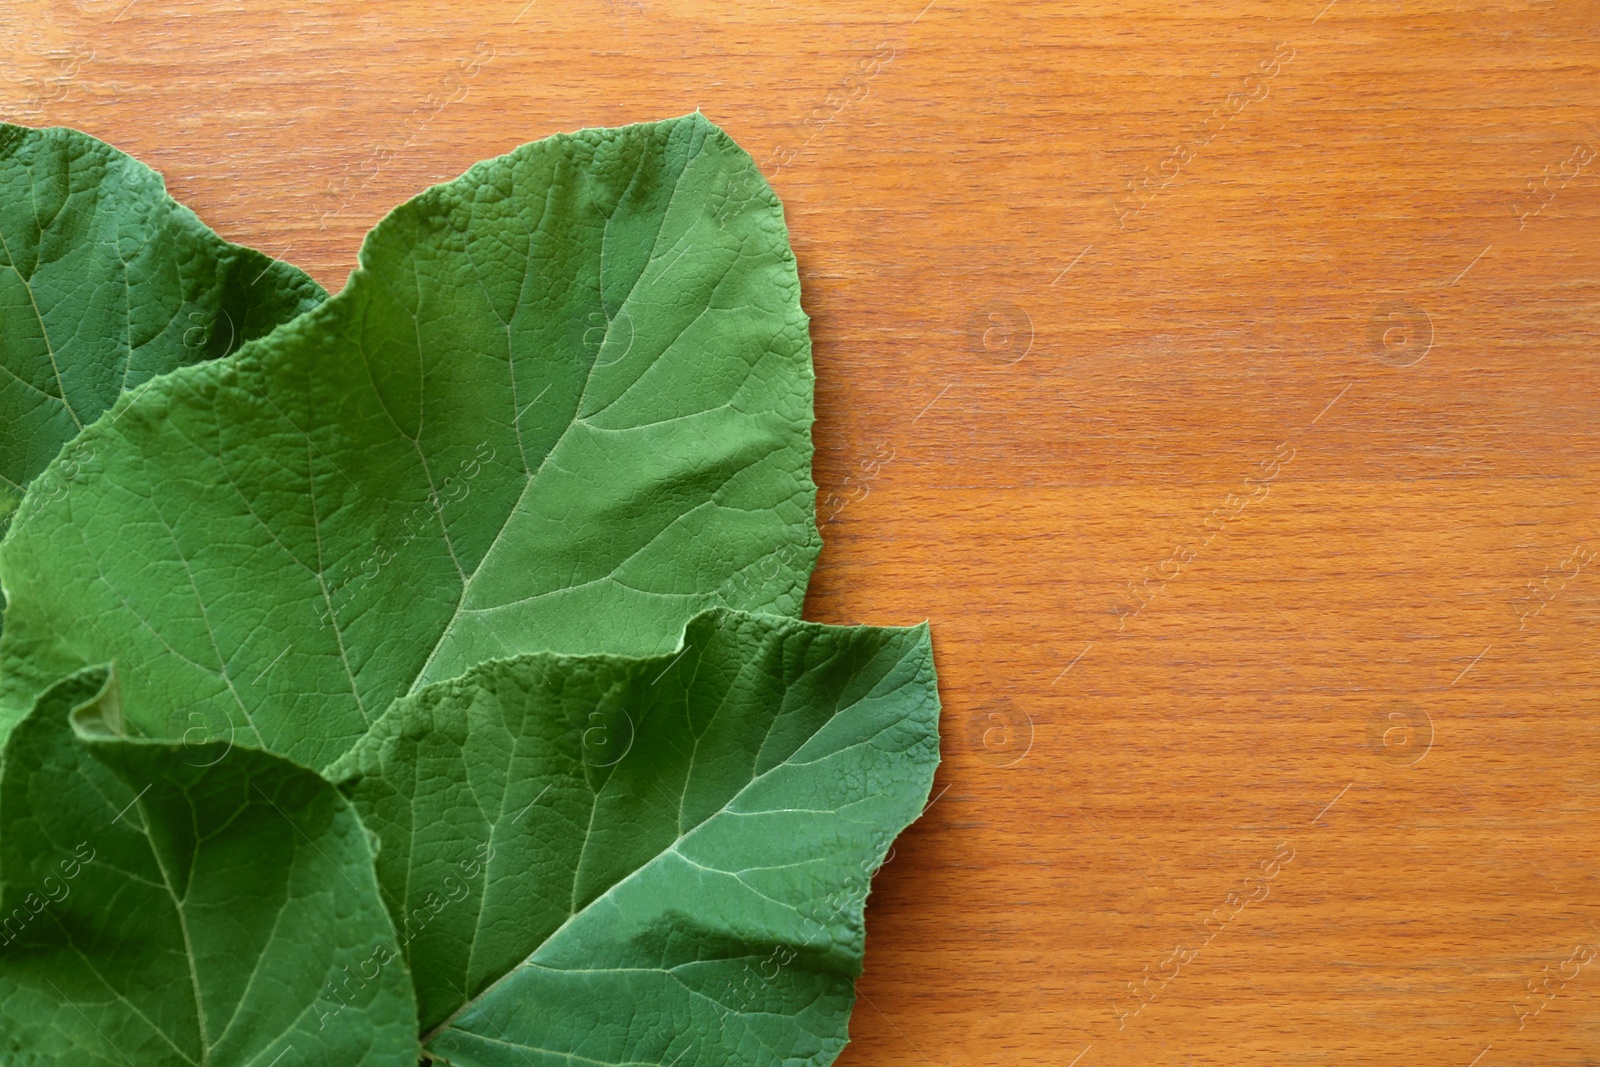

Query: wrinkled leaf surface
left=0, top=115, right=819, bottom=768
left=0, top=667, right=417, bottom=1066
left=331, top=609, right=940, bottom=1066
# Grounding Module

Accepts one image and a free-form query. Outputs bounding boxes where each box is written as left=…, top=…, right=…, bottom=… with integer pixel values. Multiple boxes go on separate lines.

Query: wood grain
left=5, top=0, right=1598, bottom=1064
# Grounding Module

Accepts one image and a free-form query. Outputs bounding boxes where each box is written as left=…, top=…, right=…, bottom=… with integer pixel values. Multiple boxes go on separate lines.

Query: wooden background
left=5, top=0, right=1598, bottom=1063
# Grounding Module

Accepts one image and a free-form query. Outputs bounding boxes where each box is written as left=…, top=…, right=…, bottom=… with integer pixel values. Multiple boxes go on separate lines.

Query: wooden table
left=6, top=0, right=1598, bottom=1063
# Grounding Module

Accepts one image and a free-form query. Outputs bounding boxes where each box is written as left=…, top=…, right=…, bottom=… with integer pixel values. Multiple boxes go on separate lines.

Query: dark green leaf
left=0, top=123, right=326, bottom=529
left=330, top=609, right=940, bottom=1066
left=0, top=666, right=417, bottom=1066
left=0, top=115, right=820, bottom=768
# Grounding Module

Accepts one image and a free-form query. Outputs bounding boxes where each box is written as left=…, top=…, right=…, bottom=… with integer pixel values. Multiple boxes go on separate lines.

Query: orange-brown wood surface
left=5, top=0, right=1598, bottom=1063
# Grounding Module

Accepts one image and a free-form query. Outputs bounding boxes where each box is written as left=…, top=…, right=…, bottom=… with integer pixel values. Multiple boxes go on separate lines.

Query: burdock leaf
left=329, top=609, right=940, bottom=1066
left=0, top=123, right=326, bottom=529
left=0, top=666, right=417, bottom=1066
left=0, top=114, right=819, bottom=768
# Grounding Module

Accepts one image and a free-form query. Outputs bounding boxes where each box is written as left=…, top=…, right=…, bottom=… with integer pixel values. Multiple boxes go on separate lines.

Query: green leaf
left=0, top=123, right=327, bottom=527
left=329, top=609, right=940, bottom=1066
left=0, top=666, right=417, bottom=1066
left=0, top=114, right=820, bottom=768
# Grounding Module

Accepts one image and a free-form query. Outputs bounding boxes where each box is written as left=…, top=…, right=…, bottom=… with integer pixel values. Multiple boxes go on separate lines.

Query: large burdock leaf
left=0, top=123, right=326, bottom=527
left=0, top=666, right=417, bottom=1066
left=330, top=609, right=940, bottom=1066
left=0, top=114, right=820, bottom=767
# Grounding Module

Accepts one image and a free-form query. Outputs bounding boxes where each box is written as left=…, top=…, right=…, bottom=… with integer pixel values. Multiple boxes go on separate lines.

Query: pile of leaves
left=0, top=114, right=940, bottom=1066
